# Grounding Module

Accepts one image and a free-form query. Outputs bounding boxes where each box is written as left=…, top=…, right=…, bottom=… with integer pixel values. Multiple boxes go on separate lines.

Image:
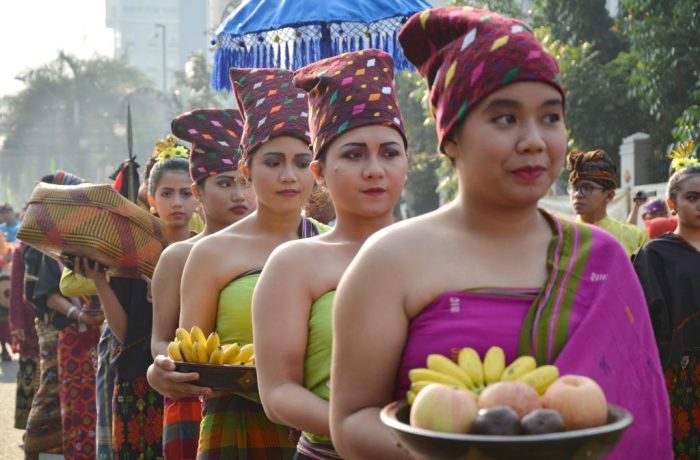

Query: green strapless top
left=216, top=270, right=261, bottom=346
left=302, top=290, right=335, bottom=449
left=303, top=290, right=335, bottom=401
left=214, top=218, right=330, bottom=346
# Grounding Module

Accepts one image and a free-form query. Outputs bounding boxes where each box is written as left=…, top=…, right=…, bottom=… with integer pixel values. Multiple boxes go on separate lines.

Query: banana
left=167, top=340, right=184, bottom=361
left=193, top=340, right=209, bottom=364
left=410, top=380, right=433, bottom=395
left=190, top=326, right=207, bottom=345
left=222, top=343, right=241, bottom=365
left=175, top=327, right=192, bottom=349
left=458, top=347, right=485, bottom=390
left=244, top=355, right=255, bottom=366
left=518, top=365, right=559, bottom=395
left=410, top=379, right=478, bottom=401
left=426, top=354, right=475, bottom=389
left=408, top=368, right=468, bottom=389
left=407, top=390, right=416, bottom=405
left=208, top=346, right=224, bottom=365
left=500, top=355, right=537, bottom=381
left=235, top=344, right=255, bottom=364
left=179, top=339, right=196, bottom=362
left=206, top=331, right=220, bottom=357
left=483, top=346, right=506, bottom=384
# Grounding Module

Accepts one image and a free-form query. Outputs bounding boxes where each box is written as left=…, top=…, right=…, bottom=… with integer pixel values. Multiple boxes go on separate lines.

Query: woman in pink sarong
left=328, top=7, right=672, bottom=460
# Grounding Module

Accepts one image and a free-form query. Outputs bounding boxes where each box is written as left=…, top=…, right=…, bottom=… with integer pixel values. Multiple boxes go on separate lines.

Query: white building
left=105, top=0, right=209, bottom=91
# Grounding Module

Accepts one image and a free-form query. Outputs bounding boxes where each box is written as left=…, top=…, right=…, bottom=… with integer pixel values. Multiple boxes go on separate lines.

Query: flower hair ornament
left=669, top=140, right=699, bottom=173
left=152, top=134, right=189, bottom=162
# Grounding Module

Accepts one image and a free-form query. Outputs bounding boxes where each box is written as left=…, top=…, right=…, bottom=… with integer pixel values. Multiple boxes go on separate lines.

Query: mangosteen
left=470, top=406, right=521, bottom=435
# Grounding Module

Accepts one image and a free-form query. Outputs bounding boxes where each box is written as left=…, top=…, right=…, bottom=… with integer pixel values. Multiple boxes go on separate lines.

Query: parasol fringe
left=211, top=21, right=416, bottom=92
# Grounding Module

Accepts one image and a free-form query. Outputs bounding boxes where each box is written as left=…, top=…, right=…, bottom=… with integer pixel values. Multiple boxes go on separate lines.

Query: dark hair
left=668, top=165, right=700, bottom=202
left=304, top=184, right=335, bottom=224
left=144, top=156, right=159, bottom=182
left=148, top=157, right=190, bottom=196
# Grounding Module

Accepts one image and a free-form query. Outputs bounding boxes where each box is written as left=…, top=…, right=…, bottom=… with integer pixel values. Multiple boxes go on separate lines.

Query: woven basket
left=18, top=182, right=168, bottom=278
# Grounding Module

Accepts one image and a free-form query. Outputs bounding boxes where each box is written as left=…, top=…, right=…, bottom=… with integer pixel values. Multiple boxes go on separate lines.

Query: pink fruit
left=542, top=374, right=608, bottom=430
left=478, top=381, right=542, bottom=418
left=410, top=383, right=479, bottom=433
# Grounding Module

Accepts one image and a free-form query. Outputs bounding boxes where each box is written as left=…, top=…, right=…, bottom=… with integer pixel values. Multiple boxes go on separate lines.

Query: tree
left=532, top=0, right=627, bottom=63
left=173, top=51, right=230, bottom=110
left=452, top=0, right=524, bottom=19
left=394, top=71, right=441, bottom=216
left=0, top=52, right=176, bottom=208
left=618, top=0, right=700, bottom=148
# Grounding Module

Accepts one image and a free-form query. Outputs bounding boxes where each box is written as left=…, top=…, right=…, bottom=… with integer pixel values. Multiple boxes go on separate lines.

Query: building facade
left=105, top=0, right=208, bottom=91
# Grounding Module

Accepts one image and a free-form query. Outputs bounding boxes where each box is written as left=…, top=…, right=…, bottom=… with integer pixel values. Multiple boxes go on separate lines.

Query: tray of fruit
left=169, top=326, right=257, bottom=393
left=380, top=347, right=633, bottom=460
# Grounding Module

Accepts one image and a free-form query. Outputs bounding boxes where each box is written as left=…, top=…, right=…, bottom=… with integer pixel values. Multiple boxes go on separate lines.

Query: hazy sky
left=0, top=1, right=114, bottom=98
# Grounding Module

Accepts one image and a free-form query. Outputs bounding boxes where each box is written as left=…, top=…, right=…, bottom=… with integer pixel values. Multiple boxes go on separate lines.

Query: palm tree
left=0, top=52, right=178, bottom=207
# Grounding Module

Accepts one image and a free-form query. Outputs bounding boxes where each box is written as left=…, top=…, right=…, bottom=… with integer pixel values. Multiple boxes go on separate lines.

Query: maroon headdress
left=293, top=49, right=406, bottom=159
left=170, top=108, right=244, bottom=183
left=229, top=67, right=311, bottom=161
left=398, top=7, right=565, bottom=152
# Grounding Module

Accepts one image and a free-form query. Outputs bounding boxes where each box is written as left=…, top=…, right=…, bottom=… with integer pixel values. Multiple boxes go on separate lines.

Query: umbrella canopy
left=211, top=0, right=431, bottom=91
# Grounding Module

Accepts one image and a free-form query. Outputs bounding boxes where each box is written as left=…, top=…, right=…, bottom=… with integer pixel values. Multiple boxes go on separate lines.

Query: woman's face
left=568, top=180, right=613, bottom=218
left=443, top=82, right=567, bottom=209
left=246, top=136, right=315, bottom=214
left=315, top=125, right=407, bottom=219
left=198, top=170, right=256, bottom=227
left=153, top=170, right=198, bottom=228
left=670, top=175, right=700, bottom=229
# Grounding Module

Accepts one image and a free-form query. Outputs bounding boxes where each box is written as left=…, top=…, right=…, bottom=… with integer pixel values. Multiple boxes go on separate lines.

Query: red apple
left=542, top=375, right=608, bottom=430
left=478, top=381, right=542, bottom=418
left=410, top=383, right=479, bottom=433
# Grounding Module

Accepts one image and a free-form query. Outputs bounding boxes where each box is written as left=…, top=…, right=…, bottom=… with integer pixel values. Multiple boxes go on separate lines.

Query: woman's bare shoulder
left=361, top=207, right=451, bottom=255
left=263, top=236, right=328, bottom=274
left=160, top=240, right=195, bottom=263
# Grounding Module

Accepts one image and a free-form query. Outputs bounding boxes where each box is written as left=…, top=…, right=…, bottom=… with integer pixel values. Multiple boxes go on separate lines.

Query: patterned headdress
left=567, top=149, right=618, bottom=190
left=293, top=49, right=406, bottom=159
left=643, top=199, right=668, bottom=217
left=49, top=170, right=85, bottom=186
left=229, top=67, right=311, bottom=161
left=398, top=7, right=565, bottom=152
left=171, top=109, right=245, bottom=182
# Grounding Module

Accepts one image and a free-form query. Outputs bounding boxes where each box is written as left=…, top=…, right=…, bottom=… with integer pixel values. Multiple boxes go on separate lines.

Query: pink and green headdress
left=293, top=49, right=406, bottom=159
left=398, top=7, right=565, bottom=153
left=229, top=67, right=311, bottom=161
left=171, top=108, right=244, bottom=182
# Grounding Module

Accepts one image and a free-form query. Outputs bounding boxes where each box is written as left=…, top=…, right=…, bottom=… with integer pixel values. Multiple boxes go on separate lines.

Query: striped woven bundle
left=18, top=183, right=167, bottom=278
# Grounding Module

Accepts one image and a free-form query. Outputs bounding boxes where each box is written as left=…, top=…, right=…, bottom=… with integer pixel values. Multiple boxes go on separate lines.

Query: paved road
left=0, top=355, right=28, bottom=459
left=0, top=355, right=62, bottom=460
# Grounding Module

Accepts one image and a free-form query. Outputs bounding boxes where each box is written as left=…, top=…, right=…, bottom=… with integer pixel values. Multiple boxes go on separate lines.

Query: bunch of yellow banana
left=406, top=346, right=559, bottom=403
left=167, top=326, right=255, bottom=366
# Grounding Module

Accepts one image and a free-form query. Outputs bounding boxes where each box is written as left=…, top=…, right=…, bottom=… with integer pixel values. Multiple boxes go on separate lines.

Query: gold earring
left=150, top=206, right=156, bottom=214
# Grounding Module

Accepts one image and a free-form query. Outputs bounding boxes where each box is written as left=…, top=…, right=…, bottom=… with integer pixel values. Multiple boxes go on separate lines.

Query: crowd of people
left=0, top=6, right=697, bottom=460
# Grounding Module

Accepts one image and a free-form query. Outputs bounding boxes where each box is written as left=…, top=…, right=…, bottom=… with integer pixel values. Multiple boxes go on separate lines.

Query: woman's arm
left=151, top=243, right=189, bottom=358
left=74, top=256, right=128, bottom=341
left=330, top=240, right=413, bottom=459
left=45, top=292, right=76, bottom=319
left=46, top=293, right=104, bottom=328
left=147, top=242, right=212, bottom=399
left=179, top=238, right=226, bottom=335
left=253, top=245, right=330, bottom=434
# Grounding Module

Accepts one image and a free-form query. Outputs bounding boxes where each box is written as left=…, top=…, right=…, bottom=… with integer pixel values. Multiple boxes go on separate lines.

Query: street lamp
left=154, top=23, right=167, bottom=92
